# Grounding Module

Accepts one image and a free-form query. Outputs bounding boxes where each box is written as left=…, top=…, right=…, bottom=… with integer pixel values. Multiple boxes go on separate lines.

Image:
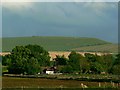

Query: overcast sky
left=2, top=1, right=118, bottom=43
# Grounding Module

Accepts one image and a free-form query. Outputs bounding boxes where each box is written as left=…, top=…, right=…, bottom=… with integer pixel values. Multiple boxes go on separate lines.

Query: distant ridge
left=2, top=36, right=116, bottom=52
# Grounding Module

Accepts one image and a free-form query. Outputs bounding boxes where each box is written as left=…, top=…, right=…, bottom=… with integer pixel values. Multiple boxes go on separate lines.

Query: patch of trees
left=2, top=45, right=50, bottom=75
left=54, top=51, right=120, bottom=75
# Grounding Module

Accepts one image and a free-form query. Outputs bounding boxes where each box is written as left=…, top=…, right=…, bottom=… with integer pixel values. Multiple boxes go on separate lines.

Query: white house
left=46, top=70, right=54, bottom=74
left=43, top=67, right=57, bottom=75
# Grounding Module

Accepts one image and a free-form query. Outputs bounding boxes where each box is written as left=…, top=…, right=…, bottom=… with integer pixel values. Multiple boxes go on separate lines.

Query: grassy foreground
left=2, top=76, right=120, bottom=89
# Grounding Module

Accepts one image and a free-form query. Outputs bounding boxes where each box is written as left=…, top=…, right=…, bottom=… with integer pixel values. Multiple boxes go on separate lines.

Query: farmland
left=2, top=77, right=91, bottom=88
left=72, top=44, right=118, bottom=53
left=2, top=36, right=114, bottom=52
left=1, top=36, right=119, bottom=89
left=2, top=76, right=120, bottom=89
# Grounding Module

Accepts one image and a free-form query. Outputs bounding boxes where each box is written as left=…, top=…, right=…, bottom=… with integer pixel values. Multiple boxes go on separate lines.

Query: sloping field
left=72, top=44, right=118, bottom=53
left=2, top=36, right=110, bottom=52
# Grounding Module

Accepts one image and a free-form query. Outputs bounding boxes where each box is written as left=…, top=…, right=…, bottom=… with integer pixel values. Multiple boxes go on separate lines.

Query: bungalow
left=46, top=70, right=54, bottom=75
left=43, top=67, right=57, bottom=75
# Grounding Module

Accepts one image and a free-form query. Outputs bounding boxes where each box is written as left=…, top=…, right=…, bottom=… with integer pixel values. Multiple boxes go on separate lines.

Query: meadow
left=2, top=36, right=112, bottom=52
left=2, top=76, right=120, bottom=89
left=72, top=44, right=118, bottom=53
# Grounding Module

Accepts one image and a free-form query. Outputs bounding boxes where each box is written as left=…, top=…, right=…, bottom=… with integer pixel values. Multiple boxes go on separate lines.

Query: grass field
left=2, top=76, right=119, bottom=89
left=72, top=44, right=118, bottom=53
left=2, top=36, right=114, bottom=52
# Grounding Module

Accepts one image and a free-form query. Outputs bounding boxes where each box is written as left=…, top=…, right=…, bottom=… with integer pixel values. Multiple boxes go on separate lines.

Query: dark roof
left=44, top=67, right=57, bottom=71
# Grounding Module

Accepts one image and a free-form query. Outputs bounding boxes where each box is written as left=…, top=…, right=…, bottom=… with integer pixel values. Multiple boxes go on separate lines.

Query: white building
left=46, top=70, right=54, bottom=74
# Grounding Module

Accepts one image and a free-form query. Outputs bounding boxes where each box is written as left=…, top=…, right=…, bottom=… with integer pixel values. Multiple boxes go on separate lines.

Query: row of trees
left=2, top=44, right=120, bottom=75
left=54, top=51, right=120, bottom=75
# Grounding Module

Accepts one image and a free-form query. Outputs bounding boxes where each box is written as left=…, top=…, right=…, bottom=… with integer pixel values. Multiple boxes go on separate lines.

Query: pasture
left=2, top=36, right=111, bottom=52
left=72, top=44, right=118, bottom=53
left=2, top=76, right=120, bottom=89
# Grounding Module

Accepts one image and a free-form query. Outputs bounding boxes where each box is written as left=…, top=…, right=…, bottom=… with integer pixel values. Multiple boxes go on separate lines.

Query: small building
left=46, top=70, right=54, bottom=74
left=43, top=67, right=57, bottom=75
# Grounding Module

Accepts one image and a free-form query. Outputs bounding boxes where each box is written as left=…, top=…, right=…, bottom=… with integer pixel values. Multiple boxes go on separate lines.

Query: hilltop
left=2, top=36, right=117, bottom=52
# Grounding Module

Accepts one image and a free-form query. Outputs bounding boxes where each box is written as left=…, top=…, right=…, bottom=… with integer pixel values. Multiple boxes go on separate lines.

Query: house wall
left=46, top=71, right=54, bottom=74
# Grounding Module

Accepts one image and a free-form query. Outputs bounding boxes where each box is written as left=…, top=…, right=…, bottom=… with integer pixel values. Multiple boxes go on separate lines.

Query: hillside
left=2, top=36, right=113, bottom=52
left=72, top=44, right=118, bottom=53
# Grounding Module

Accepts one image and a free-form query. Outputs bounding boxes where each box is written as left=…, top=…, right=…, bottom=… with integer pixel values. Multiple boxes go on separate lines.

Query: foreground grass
left=2, top=76, right=120, bottom=89
left=3, top=77, right=82, bottom=88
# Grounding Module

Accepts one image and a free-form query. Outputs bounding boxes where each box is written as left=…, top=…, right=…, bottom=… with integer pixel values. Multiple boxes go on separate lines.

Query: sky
left=1, top=0, right=118, bottom=43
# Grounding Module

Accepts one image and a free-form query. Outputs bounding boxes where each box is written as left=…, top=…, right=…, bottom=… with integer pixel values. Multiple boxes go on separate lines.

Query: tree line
left=2, top=44, right=120, bottom=75
left=54, top=51, right=120, bottom=75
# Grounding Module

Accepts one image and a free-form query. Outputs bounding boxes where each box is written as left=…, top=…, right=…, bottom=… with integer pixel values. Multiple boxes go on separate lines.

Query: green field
left=2, top=76, right=119, bottom=89
left=2, top=36, right=115, bottom=52
left=72, top=44, right=118, bottom=53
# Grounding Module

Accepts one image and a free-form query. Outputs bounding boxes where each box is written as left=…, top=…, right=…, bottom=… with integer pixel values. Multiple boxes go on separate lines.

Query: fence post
left=99, top=82, right=101, bottom=87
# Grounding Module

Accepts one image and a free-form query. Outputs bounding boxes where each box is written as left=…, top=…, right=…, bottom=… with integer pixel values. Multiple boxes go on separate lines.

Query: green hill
left=72, top=44, right=118, bottom=53
left=2, top=36, right=114, bottom=52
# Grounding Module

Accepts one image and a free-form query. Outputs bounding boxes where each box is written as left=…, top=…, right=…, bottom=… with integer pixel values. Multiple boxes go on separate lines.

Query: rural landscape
left=1, top=36, right=120, bottom=89
left=1, top=1, right=119, bottom=90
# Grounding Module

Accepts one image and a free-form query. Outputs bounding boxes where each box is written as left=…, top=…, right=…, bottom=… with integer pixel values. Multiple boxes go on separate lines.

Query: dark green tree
left=84, top=53, right=109, bottom=74
left=111, top=54, right=120, bottom=75
left=80, top=57, right=90, bottom=74
left=84, top=53, right=97, bottom=62
left=54, top=55, right=67, bottom=66
left=25, top=57, right=40, bottom=75
left=25, top=44, right=50, bottom=66
left=8, top=46, right=31, bottom=74
left=97, top=54, right=113, bottom=74
left=61, top=65, right=73, bottom=73
left=68, top=51, right=82, bottom=73
left=111, top=65, right=120, bottom=75
left=4, top=45, right=50, bottom=75
left=113, top=54, right=120, bottom=65
left=2, top=55, right=11, bottom=66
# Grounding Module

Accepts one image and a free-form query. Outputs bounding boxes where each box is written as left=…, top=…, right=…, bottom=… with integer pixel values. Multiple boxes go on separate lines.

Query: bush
left=61, top=65, right=73, bottom=73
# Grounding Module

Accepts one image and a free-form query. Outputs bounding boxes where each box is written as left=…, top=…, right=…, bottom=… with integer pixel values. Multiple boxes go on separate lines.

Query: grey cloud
left=2, top=2, right=118, bottom=43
